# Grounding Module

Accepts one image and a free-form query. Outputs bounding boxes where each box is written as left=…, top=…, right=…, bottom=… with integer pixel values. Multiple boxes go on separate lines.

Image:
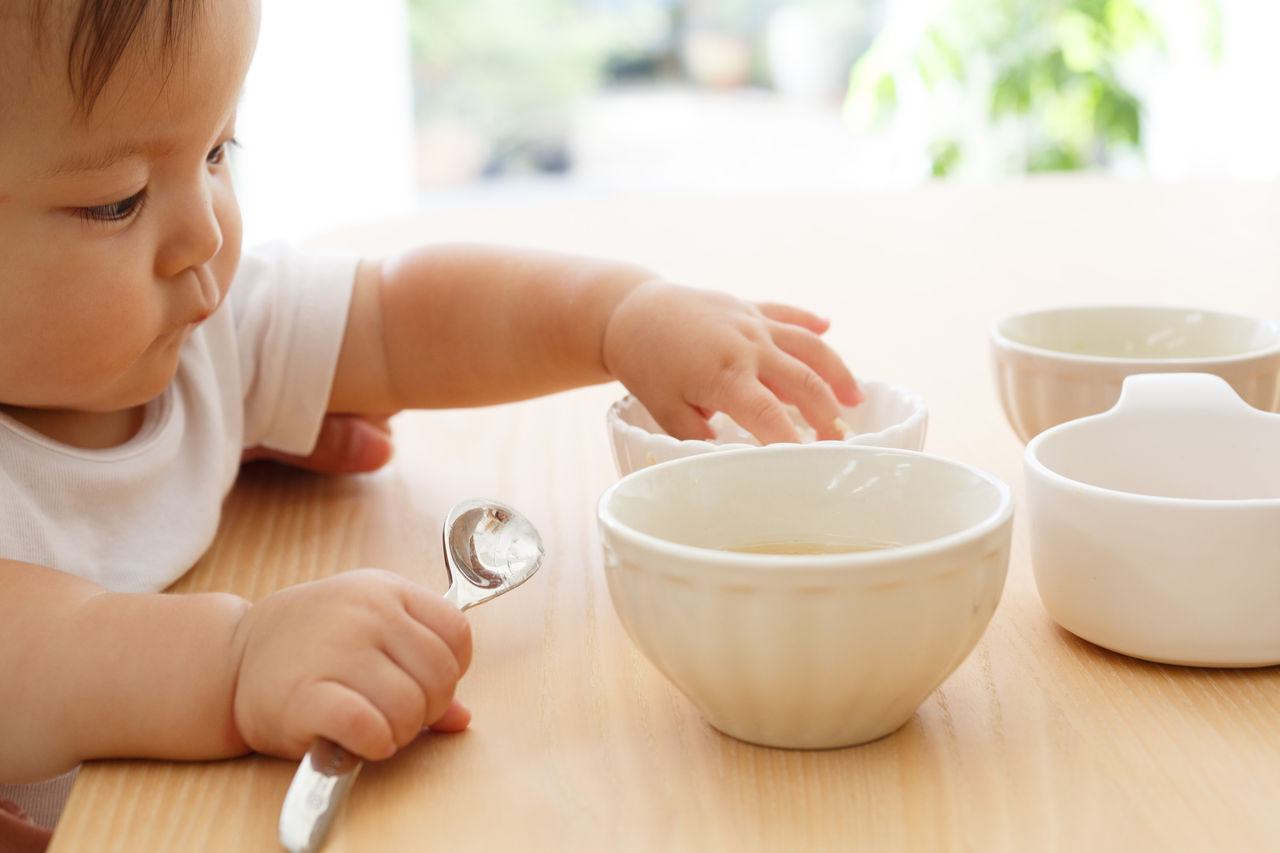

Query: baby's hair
left=34, top=0, right=199, bottom=114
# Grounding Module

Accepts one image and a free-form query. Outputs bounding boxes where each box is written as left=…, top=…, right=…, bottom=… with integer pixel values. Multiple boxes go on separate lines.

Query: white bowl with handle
left=1025, top=372, right=1280, bottom=666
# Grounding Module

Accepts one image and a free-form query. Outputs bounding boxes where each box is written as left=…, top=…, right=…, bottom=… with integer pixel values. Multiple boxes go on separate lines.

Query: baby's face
left=0, top=0, right=259, bottom=417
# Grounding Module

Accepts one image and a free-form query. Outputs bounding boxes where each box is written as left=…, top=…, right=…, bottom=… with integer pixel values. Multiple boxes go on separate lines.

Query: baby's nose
left=157, top=184, right=224, bottom=277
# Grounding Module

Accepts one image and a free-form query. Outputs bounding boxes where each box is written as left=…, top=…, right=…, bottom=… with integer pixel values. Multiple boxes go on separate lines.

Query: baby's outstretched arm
left=0, top=561, right=470, bottom=781
left=327, top=245, right=860, bottom=440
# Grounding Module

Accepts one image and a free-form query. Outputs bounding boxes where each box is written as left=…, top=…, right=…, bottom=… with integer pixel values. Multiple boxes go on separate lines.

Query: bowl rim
left=597, top=445, right=1014, bottom=573
left=990, top=304, right=1280, bottom=367
left=606, top=378, right=928, bottom=454
left=1025, top=414, right=1280, bottom=508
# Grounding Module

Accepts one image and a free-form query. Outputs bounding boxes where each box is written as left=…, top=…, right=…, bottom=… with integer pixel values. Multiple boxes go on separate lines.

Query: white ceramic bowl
left=607, top=379, right=928, bottom=477
left=597, top=445, right=1013, bottom=749
left=1025, top=372, right=1280, bottom=667
left=991, top=305, right=1280, bottom=443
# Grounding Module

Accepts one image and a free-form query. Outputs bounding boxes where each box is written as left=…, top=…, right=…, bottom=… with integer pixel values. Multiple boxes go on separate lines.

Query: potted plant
left=844, top=0, right=1221, bottom=176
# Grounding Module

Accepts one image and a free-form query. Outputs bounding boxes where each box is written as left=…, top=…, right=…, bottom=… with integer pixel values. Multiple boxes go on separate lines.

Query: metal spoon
left=278, top=499, right=544, bottom=853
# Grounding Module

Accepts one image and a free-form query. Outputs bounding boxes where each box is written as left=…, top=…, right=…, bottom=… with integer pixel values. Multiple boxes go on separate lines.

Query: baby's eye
left=207, top=137, right=239, bottom=165
left=77, top=189, right=147, bottom=223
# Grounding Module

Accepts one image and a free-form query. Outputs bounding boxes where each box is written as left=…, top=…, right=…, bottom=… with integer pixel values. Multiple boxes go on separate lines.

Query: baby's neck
left=0, top=404, right=148, bottom=449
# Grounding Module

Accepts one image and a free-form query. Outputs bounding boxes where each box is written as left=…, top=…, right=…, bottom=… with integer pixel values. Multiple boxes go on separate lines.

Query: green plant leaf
left=839, top=0, right=1198, bottom=177
left=930, top=138, right=962, bottom=176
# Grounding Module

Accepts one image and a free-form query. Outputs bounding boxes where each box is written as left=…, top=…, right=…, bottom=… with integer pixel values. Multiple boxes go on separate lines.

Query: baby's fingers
left=760, top=355, right=847, bottom=442
left=292, top=680, right=396, bottom=761
left=355, top=657, right=437, bottom=750
left=771, top=324, right=863, bottom=408
left=645, top=399, right=716, bottom=442
left=397, top=580, right=474, bottom=675
left=713, top=379, right=802, bottom=444
left=757, top=302, right=831, bottom=335
left=321, top=654, right=431, bottom=755
left=382, top=611, right=469, bottom=729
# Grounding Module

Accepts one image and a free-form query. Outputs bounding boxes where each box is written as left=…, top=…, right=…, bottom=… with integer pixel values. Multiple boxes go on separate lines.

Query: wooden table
left=52, top=178, right=1280, bottom=851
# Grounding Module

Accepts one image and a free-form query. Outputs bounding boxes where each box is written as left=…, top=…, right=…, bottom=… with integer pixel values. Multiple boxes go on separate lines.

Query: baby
left=0, top=0, right=862, bottom=839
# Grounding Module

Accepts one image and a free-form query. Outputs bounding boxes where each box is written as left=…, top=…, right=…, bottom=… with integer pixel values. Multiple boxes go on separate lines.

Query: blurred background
left=235, top=0, right=1280, bottom=246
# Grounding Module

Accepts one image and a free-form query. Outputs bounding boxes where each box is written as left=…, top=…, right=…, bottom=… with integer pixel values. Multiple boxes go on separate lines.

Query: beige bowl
left=991, top=305, right=1280, bottom=443
left=597, top=445, right=1013, bottom=749
left=607, top=379, right=927, bottom=477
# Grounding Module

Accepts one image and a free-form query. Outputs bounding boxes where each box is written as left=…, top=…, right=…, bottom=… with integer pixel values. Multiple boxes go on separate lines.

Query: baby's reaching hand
left=228, top=569, right=472, bottom=762
left=602, top=281, right=863, bottom=443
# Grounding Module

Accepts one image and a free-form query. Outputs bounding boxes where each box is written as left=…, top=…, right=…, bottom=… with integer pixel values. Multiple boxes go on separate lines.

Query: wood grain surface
left=51, top=178, right=1280, bottom=852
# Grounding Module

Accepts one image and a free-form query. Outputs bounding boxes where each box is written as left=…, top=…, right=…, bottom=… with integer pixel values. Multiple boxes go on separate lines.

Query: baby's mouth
left=183, top=295, right=224, bottom=329
left=187, top=270, right=224, bottom=325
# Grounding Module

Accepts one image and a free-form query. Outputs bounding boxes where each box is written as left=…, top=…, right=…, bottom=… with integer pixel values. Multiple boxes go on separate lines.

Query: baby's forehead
left=3, top=0, right=204, bottom=117
left=4, top=0, right=84, bottom=55
left=0, top=2, right=50, bottom=63
left=0, top=5, right=63, bottom=116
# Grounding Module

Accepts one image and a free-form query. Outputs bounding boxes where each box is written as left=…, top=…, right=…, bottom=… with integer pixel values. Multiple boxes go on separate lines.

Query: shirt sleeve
left=230, top=242, right=359, bottom=455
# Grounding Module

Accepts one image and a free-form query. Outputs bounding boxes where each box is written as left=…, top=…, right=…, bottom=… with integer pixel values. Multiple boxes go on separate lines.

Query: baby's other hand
left=229, top=569, right=472, bottom=762
left=241, top=414, right=395, bottom=474
left=603, top=281, right=863, bottom=443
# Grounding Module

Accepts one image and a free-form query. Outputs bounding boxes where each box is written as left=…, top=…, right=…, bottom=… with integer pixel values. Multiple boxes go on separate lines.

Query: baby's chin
left=77, top=349, right=186, bottom=414
left=12, top=325, right=196, bottom=416
left=127, top=326, right=198, bottom=399
left=2, top=377, right=173, bottom=415
left=116, top=368, right=183, bottom=411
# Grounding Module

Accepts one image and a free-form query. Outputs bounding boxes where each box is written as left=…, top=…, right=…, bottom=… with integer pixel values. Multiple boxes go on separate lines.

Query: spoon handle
left=279, top=738, right=362, bottom=853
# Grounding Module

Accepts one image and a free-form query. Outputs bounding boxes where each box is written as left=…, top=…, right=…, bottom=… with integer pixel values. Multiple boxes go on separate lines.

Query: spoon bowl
left=443, top=499, right=544, bottom=609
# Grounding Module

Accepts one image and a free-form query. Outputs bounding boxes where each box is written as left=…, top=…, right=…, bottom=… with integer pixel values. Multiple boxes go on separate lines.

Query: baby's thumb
left=652, top=402, right=715, bottom=441
left=428, top=698, right=472, bottom=733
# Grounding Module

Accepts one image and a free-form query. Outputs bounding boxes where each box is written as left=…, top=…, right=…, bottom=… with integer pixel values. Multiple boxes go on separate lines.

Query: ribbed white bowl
left=606, top=379, right=928, bottom=477
left=597, top=445, right=1013, bottom=749
left=991, top=305, right=1280, bottom=443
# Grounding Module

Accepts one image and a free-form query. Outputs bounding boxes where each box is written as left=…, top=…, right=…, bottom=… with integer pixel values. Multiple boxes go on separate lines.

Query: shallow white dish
left=991, top=305, right=1280, bottom=442
left=597, top=444, right=1013, bottom=749
left=607, top=379, right=928, bottom=477
left=1025, top=372, right=1280, bottom=667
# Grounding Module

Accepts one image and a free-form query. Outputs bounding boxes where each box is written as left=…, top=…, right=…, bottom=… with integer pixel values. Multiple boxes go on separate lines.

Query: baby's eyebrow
left=40, top=140, right=151, bottom=178
left=42, top=102, right=241, bottom=178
